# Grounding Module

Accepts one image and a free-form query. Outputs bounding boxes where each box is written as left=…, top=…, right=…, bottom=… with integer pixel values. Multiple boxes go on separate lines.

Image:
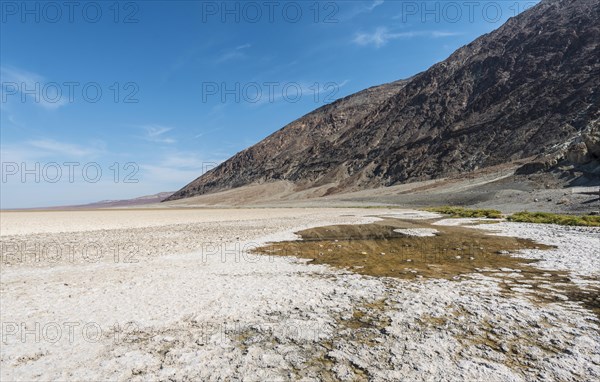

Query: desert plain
left=1, top=206, right=599, bottom=381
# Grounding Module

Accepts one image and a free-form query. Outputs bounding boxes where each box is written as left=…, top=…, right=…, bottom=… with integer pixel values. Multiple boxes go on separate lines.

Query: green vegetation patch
left=425, top=206, right=503, bottom=219
left=507, top=211, right=600, bottom=227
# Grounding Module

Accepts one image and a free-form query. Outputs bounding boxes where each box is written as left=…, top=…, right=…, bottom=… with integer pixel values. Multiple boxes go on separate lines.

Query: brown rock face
left=166, top=0, right=600, bottom=202
left=567, top=142, right=592, bottom=164
left=583, top=121, right=600, bottom=158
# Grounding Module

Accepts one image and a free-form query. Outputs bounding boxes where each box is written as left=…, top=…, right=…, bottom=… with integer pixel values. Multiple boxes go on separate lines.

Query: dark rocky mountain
left=166, top=0, right=600, bottom=202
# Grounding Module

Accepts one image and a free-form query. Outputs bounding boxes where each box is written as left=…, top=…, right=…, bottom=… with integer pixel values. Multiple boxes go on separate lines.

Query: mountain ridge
left=166, top=0, right=600, bottom=202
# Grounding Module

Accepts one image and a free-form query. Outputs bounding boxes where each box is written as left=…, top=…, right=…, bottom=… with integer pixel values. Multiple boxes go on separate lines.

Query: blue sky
left=0, top=0, right=539, bottom=208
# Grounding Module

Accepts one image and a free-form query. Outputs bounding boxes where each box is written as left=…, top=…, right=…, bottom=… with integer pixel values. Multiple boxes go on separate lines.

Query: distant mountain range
left=166, top=0, right=600, bottom=202
left=19, top=192, right=175, bottom=210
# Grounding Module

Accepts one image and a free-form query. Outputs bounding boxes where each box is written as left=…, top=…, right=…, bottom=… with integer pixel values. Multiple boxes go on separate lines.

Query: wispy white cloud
left=235, top=43, right=251, bottom=50
left=367, top=0, right=385, bottom=11
left=28, top=139, right=101, bottom=157
left=216, top=43, right=252, bottom=63
left=342, top=0, right=385, bottom=20
left=139, top=151, right=222, bottom=185
left=194, top=127, right=222, bottom=139
left=0, top=139, right=105, bottom=165
left=0, top=66, right=67, bottom=110
left=139, top=125, right=176, bottom=144
left=431, top=31, right=463, bottom=38
left=1, top=66, right=41, bottom=84
left=353, top=27, right=462, bottom=48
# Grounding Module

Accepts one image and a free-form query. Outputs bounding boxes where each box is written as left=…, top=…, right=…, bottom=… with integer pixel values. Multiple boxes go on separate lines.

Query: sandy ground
left=159, top=167, right=600, bottom=215
left=1, top=208, right=599, bottom=381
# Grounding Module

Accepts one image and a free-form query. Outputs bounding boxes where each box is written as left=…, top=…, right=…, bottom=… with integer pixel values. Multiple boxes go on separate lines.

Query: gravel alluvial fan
left=166, top=0, right=600, bottom=202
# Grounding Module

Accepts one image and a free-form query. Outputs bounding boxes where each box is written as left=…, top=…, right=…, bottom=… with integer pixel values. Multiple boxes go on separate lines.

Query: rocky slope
left=166, top=0, right=600, bottom=202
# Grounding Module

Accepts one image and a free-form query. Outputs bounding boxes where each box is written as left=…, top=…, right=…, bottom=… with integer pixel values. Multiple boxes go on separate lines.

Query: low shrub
left=507, top=211, right=600, bottom=227
left=425, top=206, right=503, bottom=219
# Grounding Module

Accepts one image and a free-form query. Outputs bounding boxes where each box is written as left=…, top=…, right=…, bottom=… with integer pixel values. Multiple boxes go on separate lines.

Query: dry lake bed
left=1, top=208, right=599, bottom=381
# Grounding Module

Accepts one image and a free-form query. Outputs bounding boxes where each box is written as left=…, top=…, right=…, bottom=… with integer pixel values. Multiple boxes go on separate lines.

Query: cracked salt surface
left=1, top=209, right=599, bottom=381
